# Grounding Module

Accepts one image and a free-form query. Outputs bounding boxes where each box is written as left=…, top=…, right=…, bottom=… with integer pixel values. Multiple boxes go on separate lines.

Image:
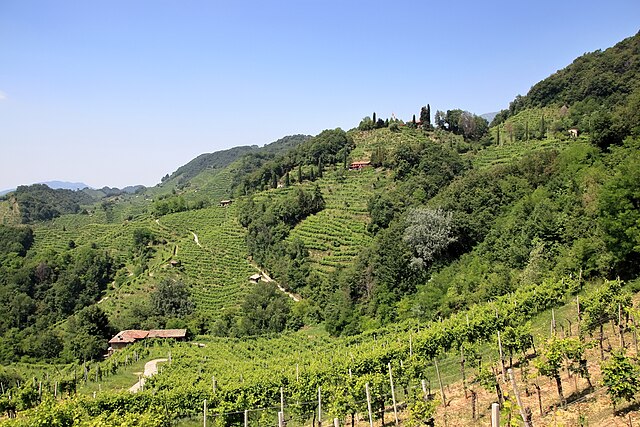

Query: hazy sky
left=1, top=1, right=638, bottom=189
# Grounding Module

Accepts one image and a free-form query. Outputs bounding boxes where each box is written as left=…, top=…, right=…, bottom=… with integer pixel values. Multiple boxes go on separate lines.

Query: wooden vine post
left=388, top=363, right=398, bottom=425
left=365, top=382, right=374, bottom=427
left=508, top=369, right=532, bottom=427
left=203, top=399, right=207, bottom=427
left=318, top=386, right=322, bottom=427
left=244, top=410, right=248, bottom=427
left=434, top=358, right=446, bottom=406
left=497, top=331, right=507, bottom=382
left=491, top=402, right=500, bottom=427
left=409, top=334, right=413, bottom=357
left=632, top=314, right=639, bottom=354
left=576, top=296, right=581, bottom=336
left=421, top=379, right=429, bottom=400
left=619, top=303, right=626, bottom=348
left=280, top=386, right=285, bottom=419
left=460, top=345, right=468, bottom=398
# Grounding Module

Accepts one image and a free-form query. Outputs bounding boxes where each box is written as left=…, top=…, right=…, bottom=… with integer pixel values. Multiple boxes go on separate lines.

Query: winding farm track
left=191, top=231, right=201, bottom=247
left=259, top=270, right=301, bottom=302
left=129, top=358, right=168, bottom=393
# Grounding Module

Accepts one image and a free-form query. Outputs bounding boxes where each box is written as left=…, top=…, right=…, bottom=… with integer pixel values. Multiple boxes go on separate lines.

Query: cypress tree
left=310, top=168, right=315, bottom=181
left=426, top=104, right=431, bottom=128
left=343, top=151, right=348, bottom=169
left=412, top=114, right=416, bottom=126
left=284, top=171, right=290, bottom=187
left=496, top=127, right=501, bottom=146
left=525, top=120, right=529, bottom=141
left=540, top=115, right=546, bottom=138
left=372, top=112, right=376, bottom=124
left=317, top=158, right=323, bottom=178
left=298, top=165, right=303, bottom=183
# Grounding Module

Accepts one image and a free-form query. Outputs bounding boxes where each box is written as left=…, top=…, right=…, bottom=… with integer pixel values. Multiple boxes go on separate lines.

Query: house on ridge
left=349, top=161, right=371, bottom=171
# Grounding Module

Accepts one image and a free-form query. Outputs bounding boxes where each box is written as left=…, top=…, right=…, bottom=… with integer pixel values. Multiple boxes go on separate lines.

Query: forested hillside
left=0, top=31, right=639, bottom=426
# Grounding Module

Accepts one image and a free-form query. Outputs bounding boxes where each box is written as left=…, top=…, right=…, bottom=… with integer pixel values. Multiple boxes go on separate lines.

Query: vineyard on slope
left=6, top=275, right=635, bottom=426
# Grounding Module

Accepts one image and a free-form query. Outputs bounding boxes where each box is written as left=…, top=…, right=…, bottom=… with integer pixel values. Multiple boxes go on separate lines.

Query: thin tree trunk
left=535, top=381, right=543, bottom=416
left=555, top=375, right=566, bottom=406
left=471, top=389, right=477, bottom=421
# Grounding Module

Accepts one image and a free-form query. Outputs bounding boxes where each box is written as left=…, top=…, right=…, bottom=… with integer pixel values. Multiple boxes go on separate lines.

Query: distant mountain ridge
left=164, top=134, right=311, bottom=185
left=0, top=180, right=91, bottom=196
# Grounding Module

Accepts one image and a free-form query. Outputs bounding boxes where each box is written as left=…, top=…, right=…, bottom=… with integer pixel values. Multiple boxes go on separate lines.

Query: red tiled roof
left=147, top=329, right=187, bottom=338
left=108, top=330, right=149, bottom=344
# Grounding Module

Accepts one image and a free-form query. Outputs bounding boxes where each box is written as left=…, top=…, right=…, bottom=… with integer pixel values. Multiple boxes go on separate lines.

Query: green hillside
left=2, top=31, right=640, bottom=427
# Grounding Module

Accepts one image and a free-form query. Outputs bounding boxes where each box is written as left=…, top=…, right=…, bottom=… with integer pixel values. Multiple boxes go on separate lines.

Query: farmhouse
left=220, top=200, right=232, bottom=207
left=349, top=161, right=371, bottom=171
left=108, top=329, right=187, bottom=352
left=108, top=330, right=149, bottom=350
left=249, top=273, right=262, bottom=283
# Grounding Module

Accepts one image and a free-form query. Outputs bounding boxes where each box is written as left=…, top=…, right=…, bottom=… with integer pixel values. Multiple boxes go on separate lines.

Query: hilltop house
left=108, top=329, right=187, bottom=352
left=349, top=161, right=371, bottom=171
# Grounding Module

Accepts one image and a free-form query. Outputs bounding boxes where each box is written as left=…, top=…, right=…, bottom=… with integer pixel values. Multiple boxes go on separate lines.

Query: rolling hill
left=1, top=30, right=640, bottom=427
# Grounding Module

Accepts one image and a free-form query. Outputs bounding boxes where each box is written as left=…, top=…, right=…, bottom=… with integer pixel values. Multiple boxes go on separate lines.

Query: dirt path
left=129, top=358, right=168, bottom=393
left=260, top=270, right=301, bottom=302
left=191, top=231, right=201, bottom=247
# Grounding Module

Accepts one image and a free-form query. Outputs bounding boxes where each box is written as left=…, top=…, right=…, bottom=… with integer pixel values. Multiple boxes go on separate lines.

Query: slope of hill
left=1, top=31, right=640, bottom=427
left=493, top=31, right=640, bottom=147
left=163, top=134, right=311, bottom=185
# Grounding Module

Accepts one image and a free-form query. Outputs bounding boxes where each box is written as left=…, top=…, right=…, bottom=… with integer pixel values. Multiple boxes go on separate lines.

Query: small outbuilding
left=568, top=128, right=579, bottom=138
left=147, top=329, right=187, bottom=341
left=220, top=200, right=233, bottom=207
left=249, top=273, right=262, bottom=283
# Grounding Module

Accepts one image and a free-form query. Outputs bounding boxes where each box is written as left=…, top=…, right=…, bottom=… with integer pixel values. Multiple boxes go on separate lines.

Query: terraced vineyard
left=30, top=214, right=163, bottom=258
left=469, top=137, right=572, bottom=169
left=288, top=167, right=387, bottom=276
left=249, top=166, right=386, bottom=278
left=158, top=205, right=255, bottom=317
left=349, top=127, right=427, bottom=161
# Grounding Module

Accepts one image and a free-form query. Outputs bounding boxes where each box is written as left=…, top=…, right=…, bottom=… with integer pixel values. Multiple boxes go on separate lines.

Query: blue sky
left=1, top=1, right=638, bottom=189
